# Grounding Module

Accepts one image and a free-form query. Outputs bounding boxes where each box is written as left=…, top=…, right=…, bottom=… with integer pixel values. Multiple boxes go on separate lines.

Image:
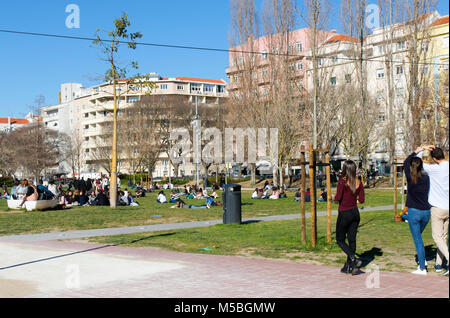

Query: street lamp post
left=194, top=95, right=200, bottom=187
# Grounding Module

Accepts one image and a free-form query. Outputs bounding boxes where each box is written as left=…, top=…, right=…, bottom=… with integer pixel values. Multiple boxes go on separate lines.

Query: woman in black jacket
left=404, top=146, right=431, bottom=275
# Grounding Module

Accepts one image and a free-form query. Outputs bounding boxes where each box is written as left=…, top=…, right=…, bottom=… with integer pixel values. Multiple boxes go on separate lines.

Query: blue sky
left=0, top=0, right=448, bottom=118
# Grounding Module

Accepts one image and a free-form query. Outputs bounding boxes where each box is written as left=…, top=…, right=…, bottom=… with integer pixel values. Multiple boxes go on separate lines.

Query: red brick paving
left=5, top=240, right=447, bottom=298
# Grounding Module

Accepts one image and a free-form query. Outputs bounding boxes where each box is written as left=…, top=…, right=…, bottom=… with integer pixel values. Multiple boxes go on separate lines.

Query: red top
left=334, top=178, right=365, bottom=212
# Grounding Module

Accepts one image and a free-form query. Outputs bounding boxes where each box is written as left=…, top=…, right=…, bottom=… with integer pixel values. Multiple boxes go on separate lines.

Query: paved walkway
left=0, top=240, right=447, bottom=298
left=0, top=205, right=448, bottom=299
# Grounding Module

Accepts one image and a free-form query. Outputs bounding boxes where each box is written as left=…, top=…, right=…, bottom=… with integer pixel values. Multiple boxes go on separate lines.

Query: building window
left=191, top=83, right=202, bottom=93
left=397, top=41, right=406, bottom=50
left=127, top=96, right=139, bottom=104
left=345, top=74, right=351, bottom=83
left=177, top=84, right=184, bottom=91
left=377, top=68, right=385, bottom=79
left=396, top=65, right=404, bottom=75
left=396, top=88, right=405, bottom=98
left=204, top=84, right=214, bottom=92
left=296, top=41, right=303, bottom=52
left=159, top=84, right=168, bottom=90
left=378, top=45, right=385, bottom=55
left=217, top=85, right=225, bottom=93
left=262, top=69, right=269, bottom=79
left=261, top=51, right=268, bottom=60
left=378, top=114, right=386, bottom=122
left=330, top=77, right=337, bottom=86
left=289, top=64, right=295, bottom=72
left=442, top=36, right=449, bottom=49
left=297, top=62, right=303, bottom=70
left=288, top=44, right=294, bottom=54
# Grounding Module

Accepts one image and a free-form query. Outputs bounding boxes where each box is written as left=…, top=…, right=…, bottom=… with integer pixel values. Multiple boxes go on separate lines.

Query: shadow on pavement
left=0, top=232, right=177, bottom=271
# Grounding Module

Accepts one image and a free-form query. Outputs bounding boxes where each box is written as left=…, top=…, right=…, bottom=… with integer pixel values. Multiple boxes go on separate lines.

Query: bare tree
left=228, top=0, right=261, bottom=185
left=401, top=0, right=437, bottom=151
left=9, top=122, right=64, bottom=182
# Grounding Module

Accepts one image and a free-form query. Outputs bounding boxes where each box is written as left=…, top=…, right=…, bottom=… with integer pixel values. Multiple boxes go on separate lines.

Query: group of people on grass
left=251, top=186, right=287, bottom=200
left=334, top=145, right=448, bottom=277
left=2, top=176, right=141, bottom=209
left=156, top=184, right=221, bottom=209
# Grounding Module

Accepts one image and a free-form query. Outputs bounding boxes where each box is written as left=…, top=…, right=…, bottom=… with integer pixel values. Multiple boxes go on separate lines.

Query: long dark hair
left=340, top=160, right=358, bottom=194
left=410, top=157, right=424, bottom=184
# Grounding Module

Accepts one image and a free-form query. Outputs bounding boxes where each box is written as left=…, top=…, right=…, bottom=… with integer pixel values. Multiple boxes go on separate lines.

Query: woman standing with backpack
left=333, top=160, right=365, bottom=275
left=404, top=146, right=432, bottom=275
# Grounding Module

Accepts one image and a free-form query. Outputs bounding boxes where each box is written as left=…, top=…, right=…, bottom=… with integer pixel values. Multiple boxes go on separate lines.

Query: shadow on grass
left=0, top=232, right=177, bottom=272
left=357, top=247, right=383, bottom=267
left=413, top=245, right=438, bottom=264
left=241, top=220, right=262, bottom=225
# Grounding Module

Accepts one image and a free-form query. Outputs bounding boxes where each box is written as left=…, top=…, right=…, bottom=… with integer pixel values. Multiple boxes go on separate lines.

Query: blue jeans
left=407, top=208, right=431, bottom=270
left=189, top=205, right=207, bottom=209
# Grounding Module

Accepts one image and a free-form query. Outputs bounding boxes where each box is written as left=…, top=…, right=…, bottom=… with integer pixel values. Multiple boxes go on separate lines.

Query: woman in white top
left=157, top=191, right=167, bottom=203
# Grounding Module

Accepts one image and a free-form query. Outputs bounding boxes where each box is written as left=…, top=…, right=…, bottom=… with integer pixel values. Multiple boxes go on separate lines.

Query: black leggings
left=336, top=208, right=360, bottom=262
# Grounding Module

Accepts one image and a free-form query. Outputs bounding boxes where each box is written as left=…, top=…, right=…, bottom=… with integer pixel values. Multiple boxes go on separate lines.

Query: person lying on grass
left=170, top=198, right=210, bottom=209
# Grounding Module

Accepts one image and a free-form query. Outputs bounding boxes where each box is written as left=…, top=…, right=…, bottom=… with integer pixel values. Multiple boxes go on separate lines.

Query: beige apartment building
left=42, top=73, right=228, bottom=179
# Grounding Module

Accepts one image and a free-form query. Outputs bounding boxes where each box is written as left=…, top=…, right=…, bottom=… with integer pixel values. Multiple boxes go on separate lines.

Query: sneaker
left=443, top=270, right=448, bottom=276
left=411, top=268, right=427, bottom=275
left=435, top=264, right=444, bottom=273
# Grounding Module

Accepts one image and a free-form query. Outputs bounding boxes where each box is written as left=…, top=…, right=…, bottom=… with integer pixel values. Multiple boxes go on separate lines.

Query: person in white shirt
left=157, top=191, right=167, bottom=204
left=417, top=146, right=449, bottom=276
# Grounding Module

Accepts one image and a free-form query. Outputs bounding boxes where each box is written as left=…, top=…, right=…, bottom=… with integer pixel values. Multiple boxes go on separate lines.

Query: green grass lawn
left=0, top=188, right=401, bottom=236
left=0, top=189, right=443, bottom=274
left=88, top=209, right=440, bottom=274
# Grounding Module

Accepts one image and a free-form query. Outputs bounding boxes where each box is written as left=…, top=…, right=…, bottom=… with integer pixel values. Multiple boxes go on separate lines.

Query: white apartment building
left=0, top=114, right=33, bottom=133
left=41, top=74, right=228, bottom=178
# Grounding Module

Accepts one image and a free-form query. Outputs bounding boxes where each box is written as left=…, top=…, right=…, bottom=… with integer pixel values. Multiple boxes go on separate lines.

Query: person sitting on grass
left=59, top=191, right=69, bottom=206
left=127, top=192, right=139, bottom=206
left=1, top=190, right=10, bottom=199
left=71, top=190, right=80, bottom=206
left=269, top=187, right=280, bottom=200
left=88, top=191, right=97, bottom=206
left=79, top=190, right=88, bottom=206
left=294, top=188, right=301, bottom=202
left=157, top=191, right=168, bottom=204
left=170, top=198, right=210, bottom=209
left=318, top=188, right=328, bottom=202
left=64, top=190, right=73, bottom=205
left=118, top=191, right=128, bottom=206
left=252, top=188, right=259, bottom=199
left=195, top=188, right=205, bottom=199
left=211, top=189, right=219, bottom=199
left=260, top=188, right=269, bottom=199
left=135, top=187, right=145, bottom=198
left=279, top=188, right=287, bottom=199
left=170, top=190, right=180, bottom=203
left=93, top=189, right=109, bottom=206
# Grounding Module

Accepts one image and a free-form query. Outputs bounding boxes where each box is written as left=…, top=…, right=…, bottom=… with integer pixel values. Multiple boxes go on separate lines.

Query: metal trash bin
left=222, top=184, right=242, bottom=224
